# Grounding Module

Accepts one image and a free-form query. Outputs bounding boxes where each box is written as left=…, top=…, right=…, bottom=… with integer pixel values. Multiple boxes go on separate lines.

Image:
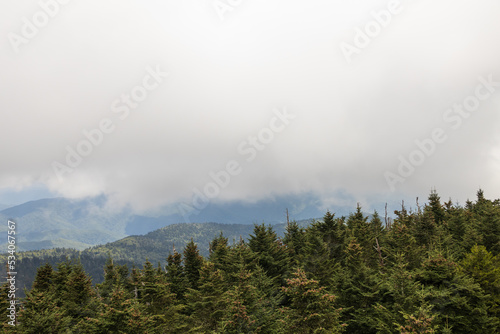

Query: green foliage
left=460, top=245, right=500, bottom=319
left=281, top=268, right=345, bottom=333
left=183, top=239, right=204, bottom=290
left=165, top=249, right=188, bottom=302
left=185, top=262, right=228, bottom=332
left=9, top=189, right=500, bottom=333
left=248, top=223, right=289, bottom=284
left=399, top=304, right=439, bottom=334
left=283, top=220, right=307, bottom=264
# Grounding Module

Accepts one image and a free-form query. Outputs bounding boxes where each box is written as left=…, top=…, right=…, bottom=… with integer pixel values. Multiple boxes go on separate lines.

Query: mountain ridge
left=0, top=194, right=344, bottom=251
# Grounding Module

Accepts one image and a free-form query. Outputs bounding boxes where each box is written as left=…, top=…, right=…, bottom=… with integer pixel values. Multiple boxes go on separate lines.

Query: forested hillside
left=0, top=220, right=314, bottom=296
left=2, top=190, right=500, bottom=333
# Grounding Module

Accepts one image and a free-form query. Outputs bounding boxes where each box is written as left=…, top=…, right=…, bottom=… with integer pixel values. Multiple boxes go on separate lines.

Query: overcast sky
left=1, top=0, right=500, bottom=212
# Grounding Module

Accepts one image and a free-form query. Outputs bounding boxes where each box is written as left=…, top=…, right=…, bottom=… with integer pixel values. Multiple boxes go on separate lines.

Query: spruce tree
left=427, top=189, right=445, bottom=225
left=282, top=220, right=306, bottom=264
left=183, top=239, right=204, bottom=290
left=62, top=261, right=99, bottom=323
left=301, top=227, right=338, bottom=288
left=417, top=249, right=495, bottom=332
left=18, top=289, right=72, bottom=333
left=280, top=268, right=345, bottom=333
left=32, top=262, right=53, bottom=292
left=185, top=262, right=228, bottom=332
left=248, top=223, right=289, bottom=284
left=460, top=245, right=500, bottom=322
left=78, top=285, right=155, bottom=333
left=370, top=252, right=431, bottom=333
left=315, top=211, right=346, bottom=261
left=218, top=267, right=260, bottom=333
left=165, top=248, right=188, bottom=302
left=337, top=236, right=380, bottom=333
left=209, top=232, right=230, bottom=271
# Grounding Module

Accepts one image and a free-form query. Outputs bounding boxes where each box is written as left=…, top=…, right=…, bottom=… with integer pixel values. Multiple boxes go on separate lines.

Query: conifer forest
left=2, top=190, right=500, bottom=333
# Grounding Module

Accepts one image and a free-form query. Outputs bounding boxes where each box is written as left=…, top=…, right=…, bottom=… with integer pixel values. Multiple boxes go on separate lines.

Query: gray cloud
left=1, top=0, right=500, bottom=212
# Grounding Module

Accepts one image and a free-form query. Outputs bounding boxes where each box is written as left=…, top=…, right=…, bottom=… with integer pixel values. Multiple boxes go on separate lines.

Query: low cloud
left=1, top=0, right=500, bottom=212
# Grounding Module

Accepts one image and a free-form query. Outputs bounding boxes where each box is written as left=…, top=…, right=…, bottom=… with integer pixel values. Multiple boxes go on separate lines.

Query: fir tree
left=428, top=189, right=445, bottom=225
left=301, top=227, right=338, bottom=288
left=165, top=248, right=188, bottom=302
left=248, top=223, right=289, bottom=284
left=185, top=262, right=228, bottom=332
left=281, top=268, right=345, bottom=333
left=418, top=249, right=495, bottom=332
left=282, top=220, right=306, bottom=264
left=18, top=289, right=72, bottom=333
left=32, top=262, right=53, bottom=292
left=62, top=261, right=99, bottom=323
left=183, top=239, right=204, bottom=290
left=209, top=232, right=230, bottom=271
left=460, top=245, right=500, bottom=321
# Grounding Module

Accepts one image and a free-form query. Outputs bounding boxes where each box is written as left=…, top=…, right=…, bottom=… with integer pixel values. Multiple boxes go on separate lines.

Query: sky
left=1, top=0, right=500, bottom=213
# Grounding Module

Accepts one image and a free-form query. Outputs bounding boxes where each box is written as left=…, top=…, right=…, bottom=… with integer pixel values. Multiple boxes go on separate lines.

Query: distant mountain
left=0, top=193, right=348, bottom=251
left=1, top=219, right=316, bottom=296
left=0, top=197, right=131, bottom=251
left=86, top=218, right=314, bottom=264
left=0, top=203, right=12, bottom=211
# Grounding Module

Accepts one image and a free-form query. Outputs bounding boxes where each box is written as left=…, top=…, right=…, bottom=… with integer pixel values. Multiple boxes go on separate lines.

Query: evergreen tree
left=62, top=261, right=99, bottom=324
left=18, top=259, right=98, bottom=333
left=224, top=239, right=254, bottom=284
left=386, top=205, right=423, bottom=270
left=218, top=267, right=260, bottom=333
left=427, top=189, right=445, bottom=225
left=370, top=253, right=431, bottom=333
left=283, top=220, right=306, bottom=264
left=183, top=239, right=204, bottom=290
left=78, top=285, right=155, bottom=333
left=301, top=227, right=338, bottom=288
left=314, top=211, right=346, bottom=261
left=13, top=191, right=500, bottom=333
left=165, top=248, right=188, bottom=302
left=97, top=257, right=130, bottom=302
left=185, top=262, right=228, bottom=332
left=32, top=262, right=53, bottom=292
left=472, top=190, right=500, bottom=254
left=345, top=205, right=377, bottom=266
left=248, top=223, right=289, bottom=284
left=399, top=305, right=439, bottom=334
left=18, top=289, right=72, bottom=333
left=414, top=207, right=438, bottom=248
left=247, top=265, right=285, bottom=333
left=281, top=268, right=345, bottom=333
left=460, top=245, right=500, bottom=322
left=417, top=249, right=495, bottom=332
left=337, top=236, right=380, bottom=333
left=209, top=232, right=230, bottom=271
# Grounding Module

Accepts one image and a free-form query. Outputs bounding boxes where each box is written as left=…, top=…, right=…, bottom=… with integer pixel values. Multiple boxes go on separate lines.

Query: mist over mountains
left=0, top=193, right=353, bottom=251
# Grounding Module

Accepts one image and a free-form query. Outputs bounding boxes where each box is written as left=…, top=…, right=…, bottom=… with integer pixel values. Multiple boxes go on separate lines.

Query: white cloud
left=1, top=0, right=499, bottom=211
